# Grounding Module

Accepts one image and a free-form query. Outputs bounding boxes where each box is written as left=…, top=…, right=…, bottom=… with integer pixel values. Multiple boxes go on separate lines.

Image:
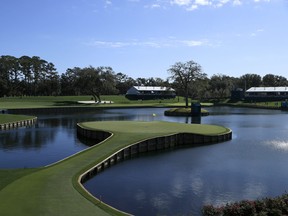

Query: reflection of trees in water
left=0, top=115, right=97, bottom=150
left=39, top=114, right=138, bottom=129
left=0, top=127, right=56, bottom=150
left=37, top=118, right=77, bottom=129
left=0, top=108, right=173, bottom=151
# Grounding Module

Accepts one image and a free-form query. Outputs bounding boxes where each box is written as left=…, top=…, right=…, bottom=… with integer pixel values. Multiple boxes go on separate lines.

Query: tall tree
left=115, top=73, right=136, bottom=94
left=19, top=56, right=33, bottom=95
left=98, top=66, right=119, bottom=95
left=135, top=77, right=148, bottom=86
left=189, top=77, right=210, bottom=100
left=0, top=55, right=20, bottom=96
left=239, top=73, right=262, bottom=90
left=209, top=74, right=234, bottom=99
left=74, top=66, right=118, bottom=102
left=38, top=63, right=60, bottom=96
left=0, top=55, right=59, bottom=96
left=168, top=60, right=206, bottom=107
left=60, top=67, right=81, bottom=95
left=0, top=59, right=9, bottom=97
left=263, top=74, right=288, bottom=87
left=31, top=56, right=48, bottom=95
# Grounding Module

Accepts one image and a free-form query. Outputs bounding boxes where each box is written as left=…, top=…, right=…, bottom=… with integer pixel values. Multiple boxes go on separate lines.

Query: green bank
left=0, top=95, right=185, bottom=109
left=0, top=114, right=36, bottom=124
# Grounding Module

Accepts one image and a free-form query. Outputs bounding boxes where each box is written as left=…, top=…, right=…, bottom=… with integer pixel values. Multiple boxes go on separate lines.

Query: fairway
left=0, top=121, right=231, bottom=216
left=0, top=95, right=186, bottom=109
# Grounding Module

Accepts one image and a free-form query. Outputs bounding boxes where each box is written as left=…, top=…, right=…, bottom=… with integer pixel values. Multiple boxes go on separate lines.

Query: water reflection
left=265, top=139, right=288, bottom=151
left=0, top=108, right=183, bottom=168
left=82, top=107, right=288, bottom=216
left=2, top=107, right=288, bottom=215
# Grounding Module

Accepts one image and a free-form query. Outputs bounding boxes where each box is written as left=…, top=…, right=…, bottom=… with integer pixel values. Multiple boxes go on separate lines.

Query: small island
left=77, top=121, right=232, bottom=214
left=0, top=114, right=37, bottom=130
left=164, top=107, right=209, bottom=116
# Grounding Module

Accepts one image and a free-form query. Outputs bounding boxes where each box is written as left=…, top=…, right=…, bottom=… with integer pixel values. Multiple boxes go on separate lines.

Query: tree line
left=1, top=55, right=287, bottom=101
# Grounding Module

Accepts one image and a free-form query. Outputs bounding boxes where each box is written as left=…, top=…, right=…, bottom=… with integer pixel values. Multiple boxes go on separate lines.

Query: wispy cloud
left=101, top=0, right=270, bottom=11
left=253, top=0, right=271, bottom=2
left=250, top=28, right=264, bottom=37
left=145, top=3, right=162, bottom=9
left=234, top=28, right=265, bottom=38
left=170, top=0, right=192, bottom=6
left=160, top=0, right=271, bottom=10
left=180, top=40, right=207, bottom=46
left=84, top=38, right=213, bottom=48
left=104, top=0, right=112, bottom=8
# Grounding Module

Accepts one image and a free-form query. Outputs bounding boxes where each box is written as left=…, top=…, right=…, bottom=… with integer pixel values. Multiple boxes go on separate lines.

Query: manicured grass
left=79, top=121, right=229, bottom=135
left=219, top=100, right=283, bottom=109
left=0, top=95, right=187, bottom=109
left=0, top=121, right=231, bottom=216
left=253, top=101, right=282, bottom=108
left=0, top=114, right=36, bottom=124
left=164, top=107, right=210, bottom=116
left=0, top=168, right=40, bottom=191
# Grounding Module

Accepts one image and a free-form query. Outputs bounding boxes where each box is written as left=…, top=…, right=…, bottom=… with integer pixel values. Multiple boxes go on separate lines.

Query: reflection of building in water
left=125, top=86, right=176, bottom=100
left=245, top=87, right=288, bottom=101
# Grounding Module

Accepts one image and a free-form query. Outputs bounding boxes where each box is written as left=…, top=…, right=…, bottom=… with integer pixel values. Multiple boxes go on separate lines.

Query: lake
left=1, top=107, right=288, bottom=215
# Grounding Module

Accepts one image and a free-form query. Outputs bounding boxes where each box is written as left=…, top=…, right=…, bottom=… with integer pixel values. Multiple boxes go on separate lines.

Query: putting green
left=80, top=121, right=229, bottom=135
left=0, top=121, right=231, bottom=216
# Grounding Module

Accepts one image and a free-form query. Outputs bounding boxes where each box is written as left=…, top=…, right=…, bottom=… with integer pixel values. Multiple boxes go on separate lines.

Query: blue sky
left=1, top=0, right=288, bottom=79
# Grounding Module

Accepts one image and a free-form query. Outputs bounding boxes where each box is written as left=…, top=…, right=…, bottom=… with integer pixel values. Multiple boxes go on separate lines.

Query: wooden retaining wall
left=0, top=117, right=37, bottom=130
left=77, top=125, right=232, bottom=184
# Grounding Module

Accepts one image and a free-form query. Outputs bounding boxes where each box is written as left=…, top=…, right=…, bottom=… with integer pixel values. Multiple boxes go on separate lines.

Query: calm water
left=1, top=107, right=288, bottom=215
left=83, top=107, right=288, bottom=216
left=0, top=108, right=181, bottom=168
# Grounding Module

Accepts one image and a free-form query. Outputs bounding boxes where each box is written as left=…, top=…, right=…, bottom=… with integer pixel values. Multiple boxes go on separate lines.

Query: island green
left=0, top=121, right=231, bottom=216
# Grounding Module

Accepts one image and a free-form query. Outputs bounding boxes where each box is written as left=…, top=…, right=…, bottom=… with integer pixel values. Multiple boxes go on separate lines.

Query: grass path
left=0, top=121, right=230, bottom=216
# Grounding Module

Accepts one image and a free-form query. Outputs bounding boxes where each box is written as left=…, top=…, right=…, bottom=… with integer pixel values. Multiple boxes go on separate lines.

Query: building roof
left=246, top=87, right=288, bottom=93
left=133, top=86, right=175, bottom=92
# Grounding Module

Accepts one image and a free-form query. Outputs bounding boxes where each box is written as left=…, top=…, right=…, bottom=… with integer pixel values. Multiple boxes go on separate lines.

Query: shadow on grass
left=0, top=168, right=40, bottom=191
left=53, top=101, right=85, bottom=106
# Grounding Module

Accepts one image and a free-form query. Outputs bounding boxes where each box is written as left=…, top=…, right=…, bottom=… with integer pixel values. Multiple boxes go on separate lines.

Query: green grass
left=253, top=101, right=282, bottom=108
left=0, top=114, right=36, bottom=124
left=1, top=95, right=284, bottom=110
left=236, top=100, right=282, bottom=108
left=80, top=121, right=229, bottom=136
left=220, top=99, right=283, bottom=109
left=164, top=107, right=209, bottom=116
left=0, top=121, right=231, bottom=216
left=0, top=95, right=187, bottom=109
left=0, top=168, right=40, bottom=191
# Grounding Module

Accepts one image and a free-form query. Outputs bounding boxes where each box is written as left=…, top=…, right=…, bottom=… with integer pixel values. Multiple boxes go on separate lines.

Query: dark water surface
left=1, top=107, right=288, bottom=215
left=83, top=107, right=288, bottom=216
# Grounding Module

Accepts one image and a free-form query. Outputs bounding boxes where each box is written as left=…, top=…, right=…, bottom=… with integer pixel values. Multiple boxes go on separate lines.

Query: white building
left=125, top=86, right=176, bottom=100
left=245, top=87, right=288, bottom=101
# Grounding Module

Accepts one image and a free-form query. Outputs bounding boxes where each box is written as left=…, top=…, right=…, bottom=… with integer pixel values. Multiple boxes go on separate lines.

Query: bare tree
left=168, top=60, right=206, bottom=107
